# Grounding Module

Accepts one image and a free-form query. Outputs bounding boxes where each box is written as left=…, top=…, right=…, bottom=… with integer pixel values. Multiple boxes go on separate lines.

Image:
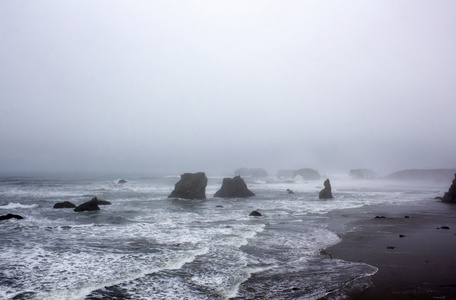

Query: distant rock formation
left=249, top=210, right=262, bottom=217
left=442, top=173, right=456, bottom=203
left=0, top=213, right=23, bottom=221
left=349, top=169, right=379, bottom=179
left=234, top=168, right=269, bottom=178
left=319, top=179, right=333, bottom=199
left=385, top=169, right=456, bottom=182
left=168, top=172, right=207, bottom=199
left=74, top=197, right=100, bottom=212
left=53, top=201, right=76, bottom=209
left=277, top=168, right=321, bottom=180
left=214, top=176, right=255, bottom=198
left=118, top=179, right=127, bottom=184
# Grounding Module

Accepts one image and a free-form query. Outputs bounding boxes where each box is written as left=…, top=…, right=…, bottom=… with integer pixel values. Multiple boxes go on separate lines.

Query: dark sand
left=324, top=199, right=456, bottom=299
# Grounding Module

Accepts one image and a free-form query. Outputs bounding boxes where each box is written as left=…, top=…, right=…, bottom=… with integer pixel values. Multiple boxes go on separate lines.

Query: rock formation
left=53, top=201, right=76, bottom=209
left=349, top=169, right=379, bottom=179
left=214, top=176, right=255, bottom=198
left=0, top=213, right=23, bottom=221
left=74, top=197, right=100, bottom=212
left=318, top=179, right=333, bottom=199
left=385, top=169, right=456, bottom=182
left=234, top=168, right=268, bottom=178
left=442, top=173, right=456, bottom=203
left=118, top=179, right=127, bottom=184
left=277, top=168, right=321, bottom=180
left=168, top=172, right=207, bottom=199
left=249, top=210, right=262, bottom=216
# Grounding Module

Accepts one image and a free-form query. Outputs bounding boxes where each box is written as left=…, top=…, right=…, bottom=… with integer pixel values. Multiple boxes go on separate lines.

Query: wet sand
left=324, top=200, right=456, bottom=299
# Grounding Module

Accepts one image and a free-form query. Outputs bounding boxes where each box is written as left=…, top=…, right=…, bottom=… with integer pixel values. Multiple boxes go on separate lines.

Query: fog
left=1, top=1, right=455, bottom=176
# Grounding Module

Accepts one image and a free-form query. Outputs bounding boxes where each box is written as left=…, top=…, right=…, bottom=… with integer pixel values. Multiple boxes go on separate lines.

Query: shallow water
left=0, top=174, right=447, bottom=299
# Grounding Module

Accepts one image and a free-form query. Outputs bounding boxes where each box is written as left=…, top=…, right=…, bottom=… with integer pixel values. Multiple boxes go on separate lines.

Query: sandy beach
left=324, top=198, right=456, bottom=299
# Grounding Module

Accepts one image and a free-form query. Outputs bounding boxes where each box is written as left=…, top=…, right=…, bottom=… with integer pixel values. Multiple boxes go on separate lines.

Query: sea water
left=0, top=174, right=446, bottom=299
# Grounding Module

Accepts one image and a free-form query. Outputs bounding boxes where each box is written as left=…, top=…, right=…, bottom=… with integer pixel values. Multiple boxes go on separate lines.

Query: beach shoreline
left=322, top=198, right=456, bottom=299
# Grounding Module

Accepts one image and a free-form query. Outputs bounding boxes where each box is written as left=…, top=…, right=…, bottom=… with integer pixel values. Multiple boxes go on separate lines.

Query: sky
left=1, top=1, right=455, bottom=176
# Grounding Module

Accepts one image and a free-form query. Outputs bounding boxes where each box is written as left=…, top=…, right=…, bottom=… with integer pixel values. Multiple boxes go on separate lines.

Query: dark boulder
left=249, top=210, right=262, bottom=217
left=118, top=179, right=127, bottom=184
left=74, top=197, right=100, bottom=212
left=53, top=201, right=76, bottom=209
left=318, top=178, right=333, bottom=199
left=168, top=172, right=207, bottom=200
left=0, top=213, right=24, bottom=221
left=214, top=176, right=255, bottom=198
left=442, top=174, right=456, bottom=203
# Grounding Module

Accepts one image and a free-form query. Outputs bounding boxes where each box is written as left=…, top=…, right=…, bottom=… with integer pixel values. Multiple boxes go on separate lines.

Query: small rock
left=387, top=246, right=395, bottom=249
left=53, top=201, right=76, bottom=209
left=118, top=179, right=127, bottom=184
left=375, top=216, right=386, bottom=219
left=249, top=210, right=262, bottom=217
left=0, top=213, right=24, bottom=221
left=399, top=235, right=406, bottom=238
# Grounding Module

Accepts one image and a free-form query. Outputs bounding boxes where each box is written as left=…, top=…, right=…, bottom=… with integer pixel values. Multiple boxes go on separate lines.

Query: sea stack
left=442, top=174, right=456, bottom=203
left=214, top=176, right=255, bottom=198
left=168, top=172, right=208, bottom=200
left=318, top=178, right=333, bottom=199
left=53, top=201, right=76, bottom=209
left=74, top=197, right=100, bottom=212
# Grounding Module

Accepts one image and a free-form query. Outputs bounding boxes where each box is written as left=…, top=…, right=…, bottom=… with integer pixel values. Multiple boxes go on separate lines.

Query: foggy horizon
left=1, top=1, right=455, bottom=177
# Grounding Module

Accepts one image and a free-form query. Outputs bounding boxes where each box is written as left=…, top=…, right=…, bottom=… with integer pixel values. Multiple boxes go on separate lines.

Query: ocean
left=0, top=173, right=446, bottom=299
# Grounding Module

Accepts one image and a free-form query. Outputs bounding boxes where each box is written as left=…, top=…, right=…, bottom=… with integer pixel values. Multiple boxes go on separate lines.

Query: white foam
left=0, top=202, right=38, bottom=209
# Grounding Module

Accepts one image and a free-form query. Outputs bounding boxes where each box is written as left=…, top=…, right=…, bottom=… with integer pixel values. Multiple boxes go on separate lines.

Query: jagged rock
left=53, top=201, right=76, bottom=209
left=214, top=176, right=255, bottom=198
left=118, top=179, right=127, bottom=184
left=249, top=210, right=262, bottom=216
left=349, top=169, right=379, bottom=179
left=318, top=178, right=333, bottom=199
left=234, top=168, right=268, bottom=177
left=386, top=169, right=456, bottom=182
left=442, top=174, right=456, bottom=203
left=168, top=172, right=207, bottom=200
left=0, top=213, right=23, bottom=221
left=74, top=197, right=100, bottom=212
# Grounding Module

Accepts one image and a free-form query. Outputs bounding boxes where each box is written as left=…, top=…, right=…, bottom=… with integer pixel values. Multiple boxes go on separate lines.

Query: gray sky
left=1, top=1, right=455, bottom=176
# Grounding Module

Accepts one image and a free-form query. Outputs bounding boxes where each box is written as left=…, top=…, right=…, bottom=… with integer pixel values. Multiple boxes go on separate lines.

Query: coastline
left=323, top=198, right=456, bottom=299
